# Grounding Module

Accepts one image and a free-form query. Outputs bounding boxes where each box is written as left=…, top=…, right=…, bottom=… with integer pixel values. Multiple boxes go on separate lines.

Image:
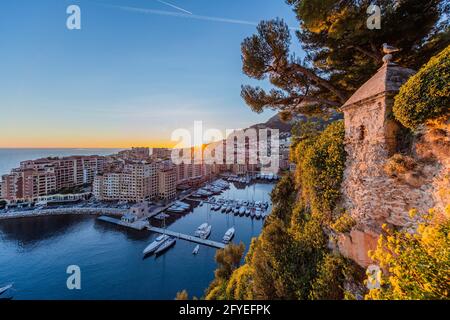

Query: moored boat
left=143, top=234, right=170, bottom=256
left=222, top=227, right=235, bottom=244
left=155, top=237, right=176, bottom=255
left=200, top=225, right=212, bottom=239
left=192, top=245, right=200, bottom=255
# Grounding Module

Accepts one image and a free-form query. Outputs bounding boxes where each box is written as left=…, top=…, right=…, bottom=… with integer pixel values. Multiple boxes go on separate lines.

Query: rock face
left=337, top=61, right=448, bottom=267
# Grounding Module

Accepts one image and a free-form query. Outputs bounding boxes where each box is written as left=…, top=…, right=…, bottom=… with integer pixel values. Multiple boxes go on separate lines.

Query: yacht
left=245, top=208, right=251, bottom=216
left=255, top=208, right=262, bottom=219
left=195, top=223, right=209, bottom=237
left=222, top=227, right=235, bottom=244
left=143, top=234, right=170, bottom=256
left=239, top=207, right=246, bottom=216
left=250, top=209, right=256, bottom=218
left=221, top=206, right=227, bottom=213
left=155, top=237, right=176, bottom=255
left=233, top=207, right=240, bottom=215
left=199, top=224, right=212, bottom=239
left=226, top=206, right=232, bottom=213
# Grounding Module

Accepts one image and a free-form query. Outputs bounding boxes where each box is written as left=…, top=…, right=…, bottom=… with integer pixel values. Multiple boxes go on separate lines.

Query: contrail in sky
left=100, top=4, right=299, bottom=30
left=155, top=0, right=193, bottom=15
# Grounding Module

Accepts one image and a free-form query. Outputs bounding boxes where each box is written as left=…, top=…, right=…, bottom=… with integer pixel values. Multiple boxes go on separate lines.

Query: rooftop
left=342, top=62, right=416, bottom=109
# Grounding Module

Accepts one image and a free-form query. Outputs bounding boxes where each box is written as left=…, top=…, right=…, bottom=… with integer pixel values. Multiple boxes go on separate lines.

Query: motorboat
left=233, top=207, right=239, bottom=215
left=226, top=206, right=232, bottom=213
left=245, top=209, right=251, bottom=216
left=155, top=237, right=176, bottom=255
left=255, top=208, right=262, bottom=219
left=143, top=234, right=170, bottom=256
left=250, top=210, right=256, bottom=218
left=201, top=225, right=212, bottom=239
left=239, top=207, right=246, bottom=216
left=221, top=206, right=227, bottom=213
left=222, top=227, right=235, bottom=244
left=192, top=245, right=200, bottom=255
left=195, top=223, right=209, bottom=237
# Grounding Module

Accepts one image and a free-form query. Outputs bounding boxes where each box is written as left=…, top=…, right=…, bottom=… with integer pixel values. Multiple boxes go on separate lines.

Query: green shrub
left=393, top=45, right=450, bottom=129
left=296, top=120, right=346, bottom=218
left=331, top=213, right=356, bottom=233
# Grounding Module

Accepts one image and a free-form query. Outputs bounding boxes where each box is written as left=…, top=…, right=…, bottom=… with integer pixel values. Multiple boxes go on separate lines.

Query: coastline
left=0, top=207, right=124, bottom=221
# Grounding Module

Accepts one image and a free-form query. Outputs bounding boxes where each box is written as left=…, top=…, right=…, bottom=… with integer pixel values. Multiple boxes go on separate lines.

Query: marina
left=96, top=178, right=272, bottom=254
left=0, top=181, right=274, bottom=299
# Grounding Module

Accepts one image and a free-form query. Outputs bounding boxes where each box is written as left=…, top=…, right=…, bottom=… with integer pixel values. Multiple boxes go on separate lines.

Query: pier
left=97, top=216, right=226, bottom=249
left=147, top=226, right=226, bottom=249
left=97, top=215, right=149, bottom=230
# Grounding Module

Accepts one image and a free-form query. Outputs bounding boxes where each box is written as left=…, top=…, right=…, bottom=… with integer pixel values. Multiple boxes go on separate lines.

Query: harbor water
left=0, top=182, right=274, bottom=299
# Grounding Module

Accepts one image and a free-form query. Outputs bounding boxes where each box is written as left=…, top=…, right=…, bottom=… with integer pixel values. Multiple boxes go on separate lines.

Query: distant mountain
left=250, top=112, right=343, bottom=133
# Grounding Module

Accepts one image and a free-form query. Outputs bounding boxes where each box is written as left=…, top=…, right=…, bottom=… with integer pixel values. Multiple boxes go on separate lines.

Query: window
left=359, top=125, right=366, bottom=141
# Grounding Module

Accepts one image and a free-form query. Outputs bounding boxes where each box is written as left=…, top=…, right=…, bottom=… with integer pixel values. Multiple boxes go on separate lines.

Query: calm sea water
left=0, top=148, right=122, bottom=175
left=0, top=182, right=273, bottom=300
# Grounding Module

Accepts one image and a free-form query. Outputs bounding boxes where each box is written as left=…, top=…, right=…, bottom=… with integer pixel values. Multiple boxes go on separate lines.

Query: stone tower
left=337, top=60, right=436, bottom=267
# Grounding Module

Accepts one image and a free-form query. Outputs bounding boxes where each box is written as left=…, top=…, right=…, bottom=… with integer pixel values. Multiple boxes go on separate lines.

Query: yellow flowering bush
left=366, top=207, right=450, bottom=300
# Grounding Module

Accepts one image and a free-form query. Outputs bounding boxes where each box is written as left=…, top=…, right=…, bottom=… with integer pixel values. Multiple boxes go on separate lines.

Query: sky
left=0, top=0, right=301, bottom=148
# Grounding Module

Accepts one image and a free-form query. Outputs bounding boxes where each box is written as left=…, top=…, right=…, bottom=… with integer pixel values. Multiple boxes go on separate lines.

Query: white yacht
left=155, top=237, right=176, bottom=255
left=200, top=225, right=212, bottom=239
left=143, top=234, right=170, bottom=256
left=222, top=227, right=235, bottom=244
left=195, top=223, right=209, bottom=237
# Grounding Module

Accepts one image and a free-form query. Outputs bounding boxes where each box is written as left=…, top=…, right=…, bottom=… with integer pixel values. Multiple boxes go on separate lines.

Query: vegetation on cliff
left=393, top=45, right=450, bottom=130
left=206, top=121, right=364, bottom=300
left=366, top=207, right=450, bottom=300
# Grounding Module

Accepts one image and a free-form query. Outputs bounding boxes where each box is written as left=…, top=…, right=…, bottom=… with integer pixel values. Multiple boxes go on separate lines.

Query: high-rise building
left=158, top=166, right=176, bottom=201
left=1, top=156, right=105, bottom=202
left=93, top=162, right=158, bottom=202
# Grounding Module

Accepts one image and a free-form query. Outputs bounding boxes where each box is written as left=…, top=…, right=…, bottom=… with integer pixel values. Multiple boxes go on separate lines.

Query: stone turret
left=337, top=60, right=438, bottom=267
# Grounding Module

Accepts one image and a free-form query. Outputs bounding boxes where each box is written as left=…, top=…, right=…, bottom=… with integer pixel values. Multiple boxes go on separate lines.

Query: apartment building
left=158, top=164, right=176, bottom=201
left=1, top=156, right=105, bottom=202
left=93, top=162, right=158, bottom=202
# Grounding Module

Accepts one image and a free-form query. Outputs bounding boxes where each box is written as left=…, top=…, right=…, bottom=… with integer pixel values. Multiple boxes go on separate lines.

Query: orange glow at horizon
left=0, top=138, right=179, bottom=149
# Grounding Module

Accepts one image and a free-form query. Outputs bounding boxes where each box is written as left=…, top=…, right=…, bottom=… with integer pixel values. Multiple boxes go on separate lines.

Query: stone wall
left=336, top=69, right=450, bottom=267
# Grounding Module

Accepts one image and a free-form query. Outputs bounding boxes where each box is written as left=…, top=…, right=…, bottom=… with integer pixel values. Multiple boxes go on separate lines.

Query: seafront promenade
left=0, top=207, right=124, bottom=220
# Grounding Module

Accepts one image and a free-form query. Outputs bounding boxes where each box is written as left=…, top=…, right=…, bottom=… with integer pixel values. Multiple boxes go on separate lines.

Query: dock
left=97, top=216, right=149, bottom=230
left=97, top=216, right=226, bottom=249
left=147, top=226, right=226, bottom=249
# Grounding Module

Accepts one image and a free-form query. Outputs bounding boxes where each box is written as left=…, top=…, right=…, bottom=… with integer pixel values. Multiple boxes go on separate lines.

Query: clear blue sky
left=0, top=0, right=300, bottom=148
